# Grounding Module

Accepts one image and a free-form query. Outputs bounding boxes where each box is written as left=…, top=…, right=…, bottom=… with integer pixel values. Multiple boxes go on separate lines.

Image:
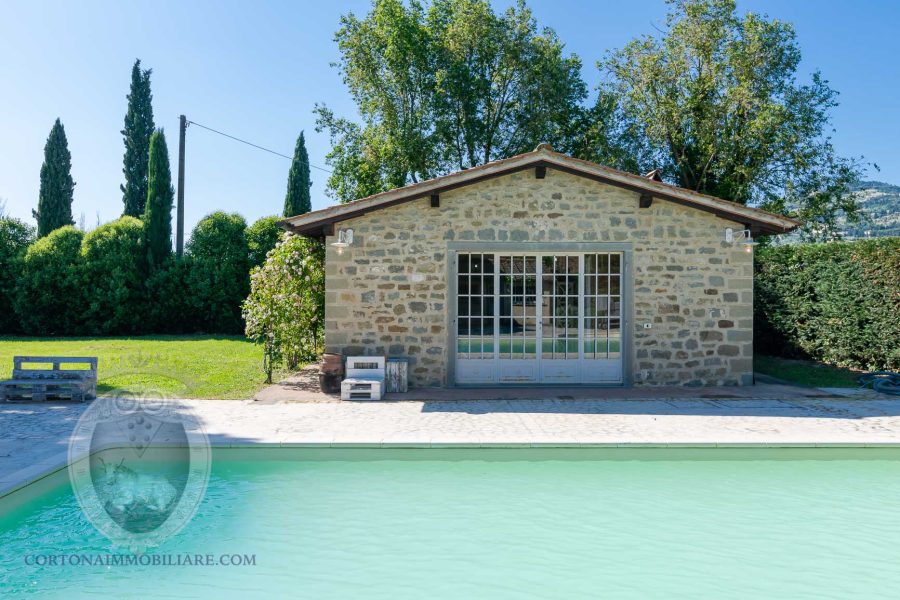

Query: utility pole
left=176, top=114, right=187, bottom=256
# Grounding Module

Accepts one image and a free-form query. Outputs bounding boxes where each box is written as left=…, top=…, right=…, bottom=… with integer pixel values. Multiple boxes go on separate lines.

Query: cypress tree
left=144, top=129, right=174, bottom=268
left=33, top=119, right=75, bottom=237
left=283, top=131, right=312, bottom=217
left=121, top=59, right=155, bottom=217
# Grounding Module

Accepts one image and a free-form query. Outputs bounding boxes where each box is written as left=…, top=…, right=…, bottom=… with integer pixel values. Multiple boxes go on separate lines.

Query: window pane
left=598, top=254, right=609, bottom=274
left=483, top=275, right=494, bottom=294
left=458, top=275, right=469, bottom=295
left=610, top=254, right=620, bottom=274
left=598, top=276, right=609, bottom=294
left=459, top=254, right=469, bottom=273
left=471, top=254, right=483, bottom=274
left=483, top=254, right=495, bottom=275
left=513, top=256, right=524, bottom=273
left=608, top=334, right=621, bottom=358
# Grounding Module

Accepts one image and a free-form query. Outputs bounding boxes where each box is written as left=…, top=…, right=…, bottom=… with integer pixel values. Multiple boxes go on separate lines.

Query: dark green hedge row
left=0, top=212, right=282, bottom=336
left=754, top=238, right=900, bottom=371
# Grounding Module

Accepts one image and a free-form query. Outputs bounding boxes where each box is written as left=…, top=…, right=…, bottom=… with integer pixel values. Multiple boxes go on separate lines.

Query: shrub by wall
left=185, top=211, right=250, bottom=333
left=754, top=238, right=900, bottom=371
left=0, top=218, right=35, bottom=333
left=243, top=235, right=325, bottom=380
left=15, top=226, right=86, bottom=335
left=80, top=216, right=146, bottom=334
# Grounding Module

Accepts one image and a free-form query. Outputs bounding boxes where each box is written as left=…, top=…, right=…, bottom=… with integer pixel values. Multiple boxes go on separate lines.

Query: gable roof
left=281, top=145, right=801, bottom=237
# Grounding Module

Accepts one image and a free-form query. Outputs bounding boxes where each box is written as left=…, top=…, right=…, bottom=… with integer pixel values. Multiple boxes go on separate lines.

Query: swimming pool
left=3, top=447, right=900, bottom=599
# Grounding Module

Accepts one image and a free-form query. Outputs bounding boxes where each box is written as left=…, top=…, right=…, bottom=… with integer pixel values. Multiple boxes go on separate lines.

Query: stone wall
left=324, top=169, right=754, bottom=387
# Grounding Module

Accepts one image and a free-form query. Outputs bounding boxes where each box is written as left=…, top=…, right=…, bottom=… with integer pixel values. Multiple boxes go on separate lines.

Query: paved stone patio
left=2, top=385, right=900, bottom=498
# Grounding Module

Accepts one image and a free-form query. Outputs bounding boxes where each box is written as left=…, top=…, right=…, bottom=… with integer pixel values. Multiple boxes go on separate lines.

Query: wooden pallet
left=1, top=356, right=97, bottom=403
left=0, top=380, right=87, bottom=402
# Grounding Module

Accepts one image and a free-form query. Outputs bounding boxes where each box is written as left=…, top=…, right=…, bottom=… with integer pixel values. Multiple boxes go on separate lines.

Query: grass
left=754, top=354, right=864, bottom=388
left=0, top=335, right=287, bottom=399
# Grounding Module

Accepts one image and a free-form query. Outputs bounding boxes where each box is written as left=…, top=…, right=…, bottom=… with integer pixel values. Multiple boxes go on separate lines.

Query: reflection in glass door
left=582, top=253, right=623, bottom=383
left=454, top=253, right=496, bottom=383
left=540, top=256, right=581, bottom=383
left=497, top=255, right=538, bottom=382
left=454, top=251, right=624, bottom=385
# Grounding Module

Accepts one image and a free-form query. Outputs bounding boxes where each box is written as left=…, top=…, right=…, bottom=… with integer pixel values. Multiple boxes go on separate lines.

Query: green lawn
left=0, top=336, right=285, bottom=399
left=754, top=354, right=863, bottom=388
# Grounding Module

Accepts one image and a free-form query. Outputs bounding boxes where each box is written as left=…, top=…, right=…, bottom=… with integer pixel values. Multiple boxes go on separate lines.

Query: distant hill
left=840, top=180, right=900, bottom=239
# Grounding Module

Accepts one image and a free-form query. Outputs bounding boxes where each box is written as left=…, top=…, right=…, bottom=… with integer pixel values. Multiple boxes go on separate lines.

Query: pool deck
left=2, top=385, right=900, bottom=498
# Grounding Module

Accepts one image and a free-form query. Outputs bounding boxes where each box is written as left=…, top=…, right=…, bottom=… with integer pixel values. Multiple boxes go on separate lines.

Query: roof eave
left=280, top=150, right=801, bottom=237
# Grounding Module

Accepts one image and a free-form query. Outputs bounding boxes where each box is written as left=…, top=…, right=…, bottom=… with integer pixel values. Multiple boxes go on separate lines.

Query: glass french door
left=455, top=252, right=623, bottom=385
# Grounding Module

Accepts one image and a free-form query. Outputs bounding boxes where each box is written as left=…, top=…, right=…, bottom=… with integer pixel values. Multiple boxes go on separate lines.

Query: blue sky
left=1, top=0, right=898, bottom=233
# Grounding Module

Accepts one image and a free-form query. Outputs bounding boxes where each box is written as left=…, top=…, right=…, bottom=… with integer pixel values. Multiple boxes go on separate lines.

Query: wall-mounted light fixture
left=331, top=228, right=354, bottom=255
left=725, top=227, right=758, bottom=253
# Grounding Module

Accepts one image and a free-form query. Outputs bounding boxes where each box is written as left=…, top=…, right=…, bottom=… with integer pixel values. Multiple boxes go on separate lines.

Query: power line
left=186, top=119, right=332, bottom=173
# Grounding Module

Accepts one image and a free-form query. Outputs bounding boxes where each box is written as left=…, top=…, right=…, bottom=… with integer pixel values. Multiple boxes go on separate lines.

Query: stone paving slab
left=3, top=391, right=900, bottom=498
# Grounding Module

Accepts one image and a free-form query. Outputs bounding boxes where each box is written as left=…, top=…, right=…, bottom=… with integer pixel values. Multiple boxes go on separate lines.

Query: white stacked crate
left=340, top=356, right=386, bottom=401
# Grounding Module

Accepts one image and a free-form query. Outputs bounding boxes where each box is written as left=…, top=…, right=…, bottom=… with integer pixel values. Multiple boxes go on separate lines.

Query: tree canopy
left=121, top=59, right=155, bottom=217
left=316, top=0, right=586, bottom=202
left=34, top=118, right=75, bottom=237
left=316, top=0, right=866, bottom=238
left=581, top=0, right=865, bottom=239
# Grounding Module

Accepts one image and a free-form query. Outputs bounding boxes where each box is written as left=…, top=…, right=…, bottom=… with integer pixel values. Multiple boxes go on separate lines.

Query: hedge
left=754, top=238, right=900, bottom=371
left=2, top=213, right=286, bottom=336
left=184, top=211, right=250, bottom=334
left=81, top=216, right=146, bottom=334
left=0, top=218, right=35, bottom=333
left=15, top=226, right=86, bottom=335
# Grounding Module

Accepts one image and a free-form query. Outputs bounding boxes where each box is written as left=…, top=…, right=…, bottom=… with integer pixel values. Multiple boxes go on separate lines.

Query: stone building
left=281, top=146, right=799, bottom=388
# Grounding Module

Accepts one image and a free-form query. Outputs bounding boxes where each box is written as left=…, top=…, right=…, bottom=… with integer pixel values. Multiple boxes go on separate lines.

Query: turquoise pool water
left=3, top=448, right=900, bottom=599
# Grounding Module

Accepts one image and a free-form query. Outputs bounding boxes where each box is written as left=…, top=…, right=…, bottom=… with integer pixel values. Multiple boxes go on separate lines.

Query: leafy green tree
left=583, top=0, right=865, bottom=240
left=0, top=218, right=35, bottom=333
left=283, top=132, right=312, bottom=217
left=243, top=235, right=325, bottom=382
left=81, top=217, right=145, bottom=334
left=186, top=212, right=251, bottom=333
left=121, top=59, right=155, bottom=217
left=315, top=0, right=586, bottom=202
left=144, top=129, right=174, bottom=268
left=34, top=119, right=75, bottom=237
left=247, top=215, right=283, bottom=268
left=15, top=226, right=85, bottom=335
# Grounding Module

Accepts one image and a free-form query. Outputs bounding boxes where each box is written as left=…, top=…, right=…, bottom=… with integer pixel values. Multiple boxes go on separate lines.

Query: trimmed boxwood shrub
left=755, top=238, right=900, bottom=371
left=185, top=211, right=250, bottom=333
left=145, top=257, right=195, bottom=333
left=0, top=218, right=35, bottom=333
left=15, top=226, right=86, bottom=335
left=80, top=216, right=146, bottom=334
